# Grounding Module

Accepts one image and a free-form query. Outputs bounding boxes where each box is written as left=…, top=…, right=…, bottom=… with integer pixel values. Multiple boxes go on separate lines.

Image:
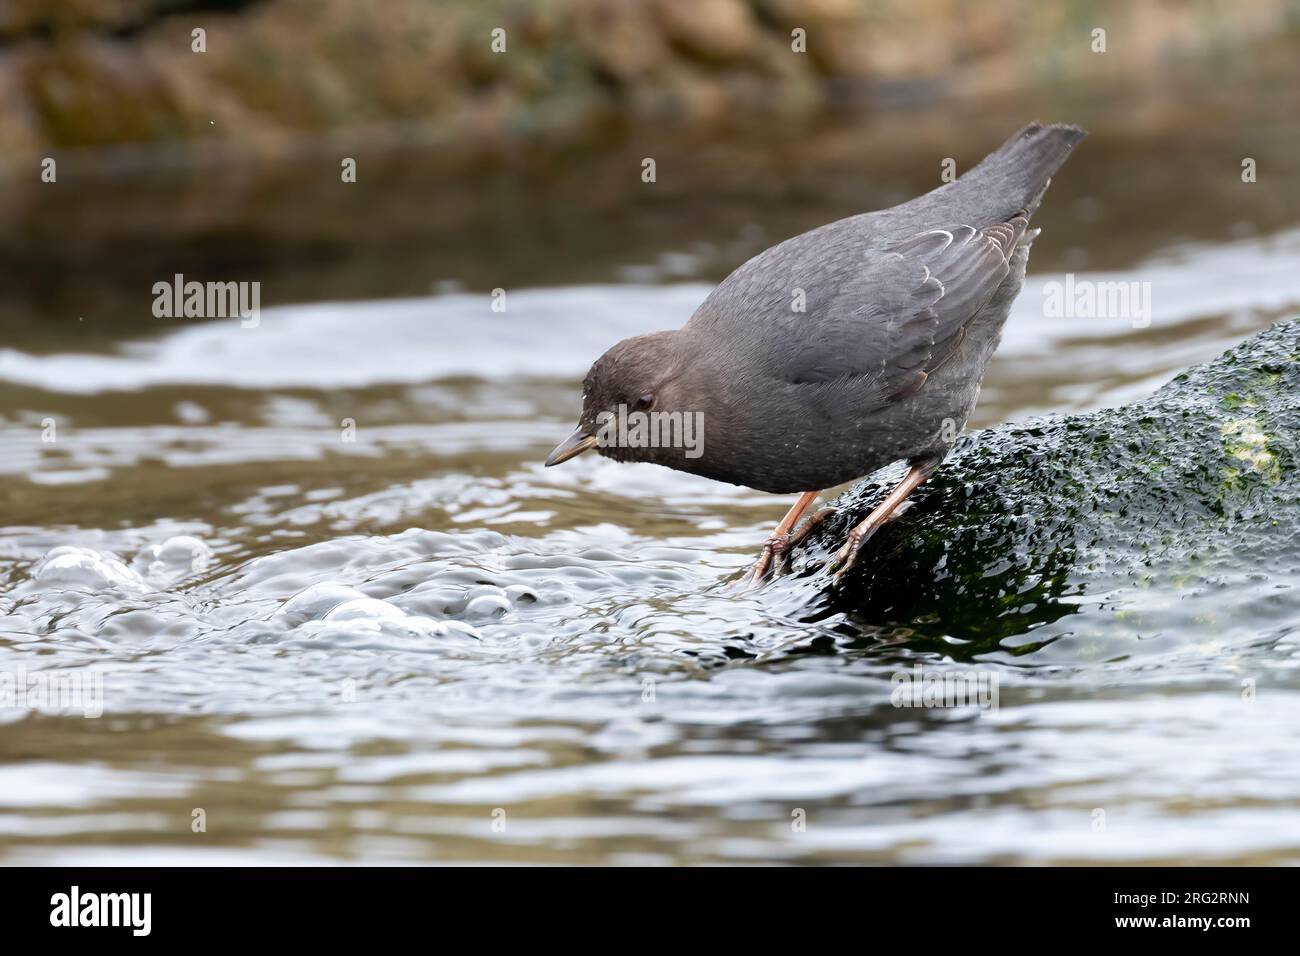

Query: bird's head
left=545, top=331, right=711, bottom=469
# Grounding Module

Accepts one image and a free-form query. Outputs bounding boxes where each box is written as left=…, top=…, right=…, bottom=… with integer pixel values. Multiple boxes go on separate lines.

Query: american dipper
left=546, top=123, right=1086, bottom=584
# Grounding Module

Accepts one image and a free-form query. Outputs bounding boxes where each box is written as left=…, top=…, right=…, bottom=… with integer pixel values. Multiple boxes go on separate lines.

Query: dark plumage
left=547, top=123, right=1086, bottom=581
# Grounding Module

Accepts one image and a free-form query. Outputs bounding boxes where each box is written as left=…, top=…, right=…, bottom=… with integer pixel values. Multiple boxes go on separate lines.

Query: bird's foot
left=828, top=456, right=942, bottom=584
left=737, top=540, right=783, bottom=590
left=738, top=508, right=835, bottom=589
left=828, top=522, right=883, bottom=582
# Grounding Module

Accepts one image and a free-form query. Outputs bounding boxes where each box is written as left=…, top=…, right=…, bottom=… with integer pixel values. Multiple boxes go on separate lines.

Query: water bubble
left=465, top=594, right=510, bottom=618
left=324, top=598, right=406, bottom=622
left=443, top=620, right=483, bottom=640
left=34, top=546, right=147, bottom=593
left=276, top=583, right=368, bottom=624
left=135, top=535, right=213, bottom=583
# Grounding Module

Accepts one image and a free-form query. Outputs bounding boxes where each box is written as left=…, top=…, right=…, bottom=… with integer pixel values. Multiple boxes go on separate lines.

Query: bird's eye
left=634, top=393, right=655, bottom=412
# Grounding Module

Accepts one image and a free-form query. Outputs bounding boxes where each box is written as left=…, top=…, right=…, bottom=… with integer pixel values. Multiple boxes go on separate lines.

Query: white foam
left=3, top=228, right=1296, bottom=395
left=0, top=285, right=711, bottom=393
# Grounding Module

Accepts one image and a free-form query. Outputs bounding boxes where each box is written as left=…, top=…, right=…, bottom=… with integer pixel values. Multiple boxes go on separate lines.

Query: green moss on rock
left=791, top=320, right=1300, bottom=668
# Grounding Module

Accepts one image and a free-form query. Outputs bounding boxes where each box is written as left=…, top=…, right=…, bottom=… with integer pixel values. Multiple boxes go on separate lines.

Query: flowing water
left=3, top=98, right=1300, bottom=864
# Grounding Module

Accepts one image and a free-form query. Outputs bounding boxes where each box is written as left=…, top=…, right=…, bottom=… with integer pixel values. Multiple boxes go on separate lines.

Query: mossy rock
left=791, top=320, right=1300, bottom=667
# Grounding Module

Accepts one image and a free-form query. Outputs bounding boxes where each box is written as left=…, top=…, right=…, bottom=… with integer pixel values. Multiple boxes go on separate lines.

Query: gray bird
left=546, top=123, right=1086, bottom=584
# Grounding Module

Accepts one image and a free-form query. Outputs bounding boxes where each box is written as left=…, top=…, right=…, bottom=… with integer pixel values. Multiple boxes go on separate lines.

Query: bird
left=545, top=123, right=1086, bottom=585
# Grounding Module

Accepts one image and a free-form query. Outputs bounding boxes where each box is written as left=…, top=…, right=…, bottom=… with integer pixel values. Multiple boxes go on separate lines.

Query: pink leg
left=831, top=458, right=940, bottom=582
left=740, top=491, right=821, bottom=587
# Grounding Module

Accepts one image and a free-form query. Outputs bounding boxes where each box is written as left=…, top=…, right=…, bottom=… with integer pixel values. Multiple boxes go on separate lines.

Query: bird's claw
left=738, top=508, right=836, bottom=590
left=737, top=536, right=792, bottom=590
left=827, top=545, right=853, bottom=582
left=828, top=524, right=879, bottom=583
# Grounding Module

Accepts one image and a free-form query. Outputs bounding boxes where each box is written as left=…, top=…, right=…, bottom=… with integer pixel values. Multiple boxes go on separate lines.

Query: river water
left=2, top=97, right=1300, bottom=863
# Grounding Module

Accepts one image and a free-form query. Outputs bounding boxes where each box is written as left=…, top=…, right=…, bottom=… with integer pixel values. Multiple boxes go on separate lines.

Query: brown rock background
left=1, top=0, right=1296, bottom=172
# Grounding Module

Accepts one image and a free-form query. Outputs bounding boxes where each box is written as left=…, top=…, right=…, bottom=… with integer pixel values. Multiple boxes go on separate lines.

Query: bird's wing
left=775, top=217, right=1029, bottom=404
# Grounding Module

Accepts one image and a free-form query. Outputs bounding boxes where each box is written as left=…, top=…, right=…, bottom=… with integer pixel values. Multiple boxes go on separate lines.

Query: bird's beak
left=545, top=428, right=599, bottom=467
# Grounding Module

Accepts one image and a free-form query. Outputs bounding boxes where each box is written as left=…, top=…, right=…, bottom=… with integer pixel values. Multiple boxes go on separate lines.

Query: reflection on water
left=3, top=108, right=1300, bottom=864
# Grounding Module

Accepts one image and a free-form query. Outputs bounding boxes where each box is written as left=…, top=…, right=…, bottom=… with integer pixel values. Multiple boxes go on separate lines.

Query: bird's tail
left=957, top=123, right=1087, bottom=219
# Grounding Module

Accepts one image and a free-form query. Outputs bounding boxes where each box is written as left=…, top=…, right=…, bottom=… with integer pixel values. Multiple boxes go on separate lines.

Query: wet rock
left=653, top=0, right=760, bottom=63
left=755, top=0, right=873, bottom=78
left=573, top=0, right=668, bottom=80
left=2, top=0, right=1294, bottom=167
left=792, top=320, right=1300, bottom=652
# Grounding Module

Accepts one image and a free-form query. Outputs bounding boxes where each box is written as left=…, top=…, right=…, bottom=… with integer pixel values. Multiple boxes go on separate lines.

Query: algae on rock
left=793, top=320, right=1299, bottom=670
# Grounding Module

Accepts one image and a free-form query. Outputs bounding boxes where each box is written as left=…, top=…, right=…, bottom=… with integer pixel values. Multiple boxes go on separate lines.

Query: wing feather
left=777, top=216, right=1029, bottom=405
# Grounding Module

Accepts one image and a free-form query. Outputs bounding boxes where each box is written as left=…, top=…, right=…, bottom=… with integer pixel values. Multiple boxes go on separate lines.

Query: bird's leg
left=771, top=507, right=836, bottom=577
left=830, top=456, right=942, bottom=582
left=739, top=491, right=820, bottom=587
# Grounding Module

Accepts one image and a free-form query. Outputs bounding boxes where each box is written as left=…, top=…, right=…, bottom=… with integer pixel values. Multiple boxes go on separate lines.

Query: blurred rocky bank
left=1, top=0, right=1297, bottom=171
